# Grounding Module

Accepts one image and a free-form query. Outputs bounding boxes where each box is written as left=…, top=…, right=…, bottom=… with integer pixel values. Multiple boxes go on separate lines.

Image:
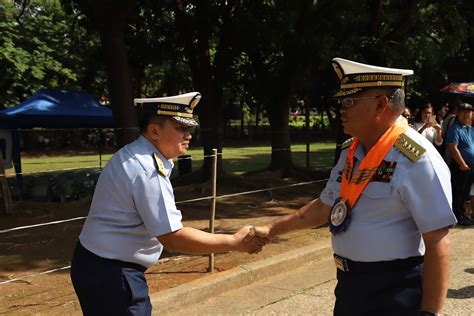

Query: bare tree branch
left=15, top=0, right=30, bottom=24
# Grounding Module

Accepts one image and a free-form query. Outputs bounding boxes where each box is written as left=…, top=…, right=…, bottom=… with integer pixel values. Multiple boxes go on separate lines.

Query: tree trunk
left=305, top=98, right=311, bottom=169
left=192, top=10, right=224, bottom=182
left=175, top=0, right=238, bottom=181
left=255, top=104, right=260, bottom=128
left=368, top=0, right=383, bottom=35
left=93, top=0, right=139, bottom=149
left=268, top=97, right=292, bottom=171
left=240, top=98, right=245, bottom=139
left=198, top=91, right=224, bottom=181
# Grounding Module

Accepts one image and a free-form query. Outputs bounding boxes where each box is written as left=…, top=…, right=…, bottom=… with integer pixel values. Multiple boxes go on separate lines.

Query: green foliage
left=2, top=0, right=474, bottom=139
left=288, top=115, right=330, bottom=128
left=126, top=0, right=193, bottom=96
left=0, top=0, right=103, bottom=108
left=314, top=0, right=473, bottom=107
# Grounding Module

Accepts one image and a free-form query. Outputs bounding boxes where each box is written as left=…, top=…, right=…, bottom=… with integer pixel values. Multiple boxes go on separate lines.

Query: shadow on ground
left=0, top=171, right=327, bottom=277
left=448, top=286, right=474, bottom=299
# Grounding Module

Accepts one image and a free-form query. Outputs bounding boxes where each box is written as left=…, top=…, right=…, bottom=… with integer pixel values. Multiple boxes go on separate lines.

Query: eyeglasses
left=339, top=96, right=380, bottom=109
left=174, top=125, right=194, bottom=133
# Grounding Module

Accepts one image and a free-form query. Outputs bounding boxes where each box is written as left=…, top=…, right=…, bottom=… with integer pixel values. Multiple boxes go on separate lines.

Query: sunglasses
left=339, top=96, right=381, bottom=109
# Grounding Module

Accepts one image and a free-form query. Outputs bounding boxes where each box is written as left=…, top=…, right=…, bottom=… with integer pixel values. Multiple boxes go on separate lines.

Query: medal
left=331, top=121, right=408, bottom=236
left=329, top=198, right=351, bottom=235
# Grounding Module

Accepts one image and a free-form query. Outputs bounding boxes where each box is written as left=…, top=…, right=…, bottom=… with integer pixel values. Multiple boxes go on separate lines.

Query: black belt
left=334, top=254, right=423, bottom=273
left=76, top=241, right=147, bottom=273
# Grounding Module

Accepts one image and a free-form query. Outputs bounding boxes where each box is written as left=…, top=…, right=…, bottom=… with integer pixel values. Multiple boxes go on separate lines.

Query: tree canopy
left=2, top=0, right=474, bottom=177
left=0, top=0, right=106, bottom=108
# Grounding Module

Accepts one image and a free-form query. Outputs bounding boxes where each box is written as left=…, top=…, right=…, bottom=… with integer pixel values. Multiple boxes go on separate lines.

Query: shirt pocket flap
left=361, top=182, right=392, bottom=199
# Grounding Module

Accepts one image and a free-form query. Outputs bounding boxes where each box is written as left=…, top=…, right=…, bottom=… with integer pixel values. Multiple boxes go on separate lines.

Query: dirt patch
left=0, top=172, right=330, bottom=314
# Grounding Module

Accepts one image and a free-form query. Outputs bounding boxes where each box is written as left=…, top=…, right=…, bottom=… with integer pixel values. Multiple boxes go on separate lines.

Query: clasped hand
left=233, top=225, right=271, bottom=254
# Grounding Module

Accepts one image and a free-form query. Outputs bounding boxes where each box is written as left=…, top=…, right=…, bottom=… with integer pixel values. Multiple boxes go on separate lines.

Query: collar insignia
left=341, top=137, right=355, bottom=150
left=153, top=153, right=168, bottom=177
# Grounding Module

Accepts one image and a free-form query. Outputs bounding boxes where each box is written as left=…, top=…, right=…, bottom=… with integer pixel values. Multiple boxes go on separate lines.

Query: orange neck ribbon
left=340, top=120, right=408, bottom=208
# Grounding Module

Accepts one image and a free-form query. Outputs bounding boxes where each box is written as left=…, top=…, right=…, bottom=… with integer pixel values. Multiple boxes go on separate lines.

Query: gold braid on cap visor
left=340, top=81, right=405, bottom=89
left=156, top=110, right=193, bottom=118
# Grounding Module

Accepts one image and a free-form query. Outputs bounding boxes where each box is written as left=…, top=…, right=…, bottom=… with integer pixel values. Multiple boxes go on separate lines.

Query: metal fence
left=0, top=128, right=335, bottom=286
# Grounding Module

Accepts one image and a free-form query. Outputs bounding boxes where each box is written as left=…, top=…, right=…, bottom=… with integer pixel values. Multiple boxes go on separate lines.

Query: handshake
left=232, top=225, right=272, bottom=254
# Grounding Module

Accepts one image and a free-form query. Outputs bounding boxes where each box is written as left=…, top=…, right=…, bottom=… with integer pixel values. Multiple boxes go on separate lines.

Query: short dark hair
left=414, top=102, right=433, bottom=123
left=387, top=88, right=405, bottom=110
left=139, top=115, right=169, bottom=133
left=369, top=87, right=405, bottom=110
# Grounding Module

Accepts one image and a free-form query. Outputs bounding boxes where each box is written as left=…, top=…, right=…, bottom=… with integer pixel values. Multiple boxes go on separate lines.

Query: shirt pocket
left=361, top=182, right=392, bottom=200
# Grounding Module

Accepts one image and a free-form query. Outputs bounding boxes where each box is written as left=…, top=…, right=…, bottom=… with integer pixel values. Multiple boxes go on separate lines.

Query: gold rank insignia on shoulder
left=341, top=137, right=355, bottom=149
left=394, top=133, right=426, bottom=162
left=153, top=153, right=168, bottom=177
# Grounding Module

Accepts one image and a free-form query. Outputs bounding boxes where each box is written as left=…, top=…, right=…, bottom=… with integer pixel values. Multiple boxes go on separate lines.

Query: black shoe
left=457, top=217, right=474, bottom=226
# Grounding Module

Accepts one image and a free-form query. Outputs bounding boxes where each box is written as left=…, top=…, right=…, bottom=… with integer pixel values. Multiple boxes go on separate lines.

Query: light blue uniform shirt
left=79, top=136, right=183, bottom=268
left=320, top=128, right=457, bottom=262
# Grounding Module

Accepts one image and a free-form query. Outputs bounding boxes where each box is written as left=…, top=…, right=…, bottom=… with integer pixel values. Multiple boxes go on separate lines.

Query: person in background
left=253, top=58, right=456, bottom=315
left=402, top=107, right=414, bottom=127
left=70, top=92, right=265, bottom=315
left=436, top=103, right=449, bottom=125
left=442, top=103, right=458, bottom=136
left=413, top=102, right=443, bottom=146
left=402, top=107, right=411, bottom=119
left=441, top=104, right=458, bottom=163
left=411, top=107, right=420, bottom=120
left=446, top=102, right=474, bottom=226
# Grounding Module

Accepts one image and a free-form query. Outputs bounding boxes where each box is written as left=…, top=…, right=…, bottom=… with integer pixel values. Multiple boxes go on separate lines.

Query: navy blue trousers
left=70, top=241, right=152, bottom=316
left=450, top=162, right=473, bottom=219
left=334, top=263, right=423, bottom=316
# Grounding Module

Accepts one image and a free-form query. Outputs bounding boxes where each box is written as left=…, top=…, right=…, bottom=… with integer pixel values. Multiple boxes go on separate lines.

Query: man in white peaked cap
left=253, top=58, right=456, bottom=315
left=70, top=92, right=266, bottom=315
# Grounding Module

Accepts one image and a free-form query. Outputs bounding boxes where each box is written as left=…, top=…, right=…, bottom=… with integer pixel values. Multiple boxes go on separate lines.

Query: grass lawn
left=5, top=141, right=336, bottom=177
left=220, top=142, right=336, bottom=175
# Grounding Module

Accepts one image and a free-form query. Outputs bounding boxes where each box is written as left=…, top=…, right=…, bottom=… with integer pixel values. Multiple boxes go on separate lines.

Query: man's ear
left=376, top=95, right=390, bottom=116
left=147, top=122, right=160, bottom=140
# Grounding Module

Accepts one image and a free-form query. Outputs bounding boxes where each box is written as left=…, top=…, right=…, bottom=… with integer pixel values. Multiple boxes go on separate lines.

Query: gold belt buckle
left=334, top=255, right=349, bottom=272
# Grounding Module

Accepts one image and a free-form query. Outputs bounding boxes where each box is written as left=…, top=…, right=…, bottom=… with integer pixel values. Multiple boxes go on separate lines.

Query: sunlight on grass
left=5, top=154, right=114, bottom=176
left=5, top=142, right=336, bottom=177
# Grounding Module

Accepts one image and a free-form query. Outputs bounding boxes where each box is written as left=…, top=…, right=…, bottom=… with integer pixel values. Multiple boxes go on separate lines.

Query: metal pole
left=208, top=148, right=218, bottom=272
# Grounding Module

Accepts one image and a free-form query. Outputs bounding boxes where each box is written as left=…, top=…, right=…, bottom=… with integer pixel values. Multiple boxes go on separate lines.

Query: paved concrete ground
left=153, top=227, right=474, bottom=315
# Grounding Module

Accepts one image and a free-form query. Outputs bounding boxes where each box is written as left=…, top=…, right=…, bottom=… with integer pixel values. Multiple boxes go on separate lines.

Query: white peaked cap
left=134, top=92, right=201, bottom=108
left=134, top=92, right=201, bottom=127
left=333, top=58, right=414, bottom=76
left=332, top=58, right=413, bottom=97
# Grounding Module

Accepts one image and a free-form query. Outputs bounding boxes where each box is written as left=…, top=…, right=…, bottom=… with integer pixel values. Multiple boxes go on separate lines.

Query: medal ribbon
left=340, top=120, right=408, bottom=208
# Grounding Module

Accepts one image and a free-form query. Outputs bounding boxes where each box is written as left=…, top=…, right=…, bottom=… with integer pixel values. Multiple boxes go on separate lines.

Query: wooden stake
left=0, top=154, right=13, bottom=216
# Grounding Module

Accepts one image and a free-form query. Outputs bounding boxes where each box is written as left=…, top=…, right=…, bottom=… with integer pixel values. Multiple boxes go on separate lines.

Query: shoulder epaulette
left=341, top=137, right=355, bottom=150
left=153, top=153, right=168, bottom=177
left=394, top=133, right=426, bottom=162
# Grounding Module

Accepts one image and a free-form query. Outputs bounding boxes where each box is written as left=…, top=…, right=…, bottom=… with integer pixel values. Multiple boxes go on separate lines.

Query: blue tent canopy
left=0, top=89, right=115, bottom=128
